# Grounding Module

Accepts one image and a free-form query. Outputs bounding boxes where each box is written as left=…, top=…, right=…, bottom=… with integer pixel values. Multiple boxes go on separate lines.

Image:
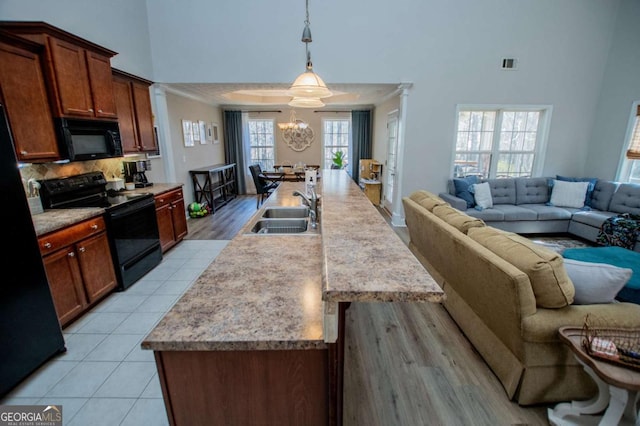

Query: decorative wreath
left=282, top=126, right=314, bottom=152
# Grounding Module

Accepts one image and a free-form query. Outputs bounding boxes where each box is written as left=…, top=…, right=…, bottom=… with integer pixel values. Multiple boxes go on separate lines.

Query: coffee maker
left=123, top=160, right=153, bottom=188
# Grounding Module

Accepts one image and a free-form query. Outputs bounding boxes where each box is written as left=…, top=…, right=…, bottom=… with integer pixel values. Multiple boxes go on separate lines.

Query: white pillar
left=152, top=85, right=177, bottom=183
left=390, top=83, right=412, bottom=227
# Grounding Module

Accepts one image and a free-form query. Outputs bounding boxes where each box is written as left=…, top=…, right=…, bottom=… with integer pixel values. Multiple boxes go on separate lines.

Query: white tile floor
left=1, top=240, right=229, bottom=426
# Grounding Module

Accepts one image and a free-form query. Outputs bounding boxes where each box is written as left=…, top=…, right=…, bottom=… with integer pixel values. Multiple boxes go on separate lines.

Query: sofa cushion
left=556, top=176, right=598, bottom=207
left=549, top=180, right=590, bottom=208
left=464, top=208, right=505, bottom=221
left=563, top=259, right=632, bottom=305
left=516, top=177, right=550, bottom=205
left=468, top=227, right=575, bottom=308
left=409, top=190, right=449, bottom=212
left=452, top=176, right=479, bottom=208
left=517, top=204, right=573, bottom=221
left=609, top=183, right=640, bottom=215
left=432, top=205, right=485, bottom=233
left=570, top=210, right=617, bottom=228
left=590, top=180, right=618, bottom=212
left=492, top=205, right=538, bottom=221
left=486, top=178, right=516, bottom=204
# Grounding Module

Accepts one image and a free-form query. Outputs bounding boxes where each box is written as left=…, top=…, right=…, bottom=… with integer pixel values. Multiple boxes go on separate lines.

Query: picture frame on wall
left=212, top=123, right=220, bottom=144
left=192, top=120, right=201, bottom=142
left=205, top=122, right=213, bottom=143
left=182, top=119, right=194, bottom=147
left=199, top=120, right=207, bottom=145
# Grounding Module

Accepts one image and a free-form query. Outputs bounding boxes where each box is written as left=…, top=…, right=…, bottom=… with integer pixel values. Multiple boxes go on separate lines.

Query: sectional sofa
left=438, top=177, right=640, bottom=252
left=402, top=190, right=640, bottom=405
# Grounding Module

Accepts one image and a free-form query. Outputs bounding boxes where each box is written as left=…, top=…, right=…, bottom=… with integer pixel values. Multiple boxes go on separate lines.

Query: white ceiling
left=159, top=82, right=400, bottom=109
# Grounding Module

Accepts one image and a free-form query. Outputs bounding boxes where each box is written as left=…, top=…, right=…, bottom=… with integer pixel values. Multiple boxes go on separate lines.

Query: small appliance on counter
left=123, top=160, right=153, bottom=188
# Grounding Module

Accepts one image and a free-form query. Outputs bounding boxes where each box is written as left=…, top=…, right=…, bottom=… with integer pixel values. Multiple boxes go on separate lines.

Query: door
left=384, top=111, right=399, bottom=212
left=86, top=51, right=118, bottom=119
left=113, top=76, right=139, bottom=153
left=42, top=247, right=87, bottom=326
left=77, top=232, right=117, bottom=303
left=48, top=38, right=93, bottom=117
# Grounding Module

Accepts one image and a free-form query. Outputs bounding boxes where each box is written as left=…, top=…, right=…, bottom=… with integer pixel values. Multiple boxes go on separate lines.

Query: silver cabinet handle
left=68, top=252, right=75, bottom=257
left=88, top=108, right=94, bottom=113
left=90, top=224, right=98, bottom=230
left=98, top=109, right=103, bottom=113
left=78, top=247, right=86, bottom=253
left=44, top=242, right=52, bottom=249
left=20, top=150, right=28, bottom=155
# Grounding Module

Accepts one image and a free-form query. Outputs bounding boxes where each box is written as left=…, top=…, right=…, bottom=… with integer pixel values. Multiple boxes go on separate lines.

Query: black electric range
left=39, top=172, right=162, bottom=290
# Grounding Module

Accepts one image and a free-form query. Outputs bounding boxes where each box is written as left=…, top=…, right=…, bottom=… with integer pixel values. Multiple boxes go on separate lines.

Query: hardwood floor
left=183, top=196, right=551, bottom=425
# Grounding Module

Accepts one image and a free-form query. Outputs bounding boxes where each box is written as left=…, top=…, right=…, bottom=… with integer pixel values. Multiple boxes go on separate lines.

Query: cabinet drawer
left=39, top=216, right=107, bottom=256
left=155, top=188, right=183, bottom=208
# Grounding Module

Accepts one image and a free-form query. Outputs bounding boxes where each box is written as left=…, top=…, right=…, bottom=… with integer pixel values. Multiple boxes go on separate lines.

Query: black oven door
left=106, top=195, right=162, bottom=290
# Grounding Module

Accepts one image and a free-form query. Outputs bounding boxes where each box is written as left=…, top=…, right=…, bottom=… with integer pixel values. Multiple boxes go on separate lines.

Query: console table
left=189, top=163, right=236, bottom=213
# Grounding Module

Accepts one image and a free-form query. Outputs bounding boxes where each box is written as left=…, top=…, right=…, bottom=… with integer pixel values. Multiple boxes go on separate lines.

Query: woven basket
left=582, top=317, right=640, bottom=371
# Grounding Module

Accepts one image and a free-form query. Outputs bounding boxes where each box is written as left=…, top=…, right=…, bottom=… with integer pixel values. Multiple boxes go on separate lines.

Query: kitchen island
left=142, top=170, right=444, bottom=425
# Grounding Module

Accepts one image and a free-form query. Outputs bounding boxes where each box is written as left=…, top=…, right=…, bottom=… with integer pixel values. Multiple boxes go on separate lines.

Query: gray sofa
left=438, top=177, right=640, bottom=252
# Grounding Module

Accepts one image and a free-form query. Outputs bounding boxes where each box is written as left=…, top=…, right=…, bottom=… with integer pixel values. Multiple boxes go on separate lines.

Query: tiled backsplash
left=19, top=157, right=144, bottom=182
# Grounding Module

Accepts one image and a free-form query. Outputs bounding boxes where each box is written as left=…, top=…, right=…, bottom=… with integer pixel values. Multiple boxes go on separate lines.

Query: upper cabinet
left=0, top=31, right=61, bottom=162
left=0, top=21, right=118, bottom=120
left=113, top=69, right=157, bottom=154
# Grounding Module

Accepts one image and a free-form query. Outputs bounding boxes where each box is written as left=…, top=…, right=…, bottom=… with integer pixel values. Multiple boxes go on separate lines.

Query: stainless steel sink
left=262, top=206, right=309, bottom=219
left=251, top=218, right=309, bottom=234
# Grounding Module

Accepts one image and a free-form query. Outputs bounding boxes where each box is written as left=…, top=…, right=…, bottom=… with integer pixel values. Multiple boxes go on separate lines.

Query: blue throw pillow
left=556, top=175, right=598, bottom=207
left=453, top=176, right=479, bottom=209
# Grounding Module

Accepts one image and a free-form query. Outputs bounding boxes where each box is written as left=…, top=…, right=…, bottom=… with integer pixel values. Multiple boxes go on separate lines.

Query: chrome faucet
left=293, top=189, right=319, bottom=228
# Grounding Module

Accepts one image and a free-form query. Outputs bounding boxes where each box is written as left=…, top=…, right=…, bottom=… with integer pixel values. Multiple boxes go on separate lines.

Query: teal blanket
left=563, top=246, right=640, bottom=290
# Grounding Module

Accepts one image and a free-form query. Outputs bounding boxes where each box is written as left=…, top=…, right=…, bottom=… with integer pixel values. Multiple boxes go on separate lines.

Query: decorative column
left=390, top=83, right=412, bottom=227
left=152, top=85, right=177, bottom=183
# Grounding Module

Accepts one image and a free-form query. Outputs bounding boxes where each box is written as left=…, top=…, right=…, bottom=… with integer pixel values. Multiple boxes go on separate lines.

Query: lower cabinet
left=155, top=188, right=188, bottom=253
left=39, top=216, right=117, bottom=327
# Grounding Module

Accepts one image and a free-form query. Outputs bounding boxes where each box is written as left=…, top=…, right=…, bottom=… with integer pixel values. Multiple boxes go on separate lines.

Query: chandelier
left=288, top=0, right=332, bottom=108
left=277, top=109, right=308, bottom=130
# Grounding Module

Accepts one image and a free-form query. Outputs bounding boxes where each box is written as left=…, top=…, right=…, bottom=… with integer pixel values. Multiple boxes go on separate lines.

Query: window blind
left=626, top=105, right=640, bottom=160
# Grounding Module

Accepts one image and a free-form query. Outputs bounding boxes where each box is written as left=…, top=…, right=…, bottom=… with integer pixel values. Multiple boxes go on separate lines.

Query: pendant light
left=288, top=0, right=332, bottom=103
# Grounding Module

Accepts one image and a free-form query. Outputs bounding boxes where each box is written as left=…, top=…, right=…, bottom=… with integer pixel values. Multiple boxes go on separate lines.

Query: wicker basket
left=581, top=317, right=640, bottom=371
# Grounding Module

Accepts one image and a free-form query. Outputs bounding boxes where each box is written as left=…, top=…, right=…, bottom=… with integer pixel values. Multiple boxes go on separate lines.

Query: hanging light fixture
left=288, top=0, right=332, bottom=104
left=277, top=109, right=309, bottom=131
left=289, top=97, right=325, bottom=108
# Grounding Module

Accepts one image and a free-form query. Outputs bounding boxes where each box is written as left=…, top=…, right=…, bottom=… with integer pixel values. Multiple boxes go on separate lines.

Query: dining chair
left=249, top=164, right=280, bottom=208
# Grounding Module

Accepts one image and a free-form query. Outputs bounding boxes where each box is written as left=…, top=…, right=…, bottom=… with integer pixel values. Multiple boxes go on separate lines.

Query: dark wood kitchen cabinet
left=0, top=31, right=61, bottom=162
left=39, top=216, right=117, bottom=327
left=112, top=69, right=157, bottom=154
left=0, top=21, right=118, bottom=120
left=155, top=188, right=188, bottom=253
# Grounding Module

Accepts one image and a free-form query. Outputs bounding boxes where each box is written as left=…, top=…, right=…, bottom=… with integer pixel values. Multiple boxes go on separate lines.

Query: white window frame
left=321, top=117, right=352, bottom=170
left=616, top=101, right=640, bottom=184
left=247, top=118, right=276, bottom=170
left=451, top=104, right=552, bottom=179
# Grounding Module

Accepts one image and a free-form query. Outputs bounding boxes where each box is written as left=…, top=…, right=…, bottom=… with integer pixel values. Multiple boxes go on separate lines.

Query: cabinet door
left=77, top=232, right=117, bottom=303
left=42, top=246, right=87, bottom=326
left=86, top=51, right=117, bottom=119
left=113, top=77, right=139, bottom=153
left=156, top=202, right=176, bottom=253
left=0, top=41, right=60, bottom=162
left=132, top=82, right=156, bottom=152
left=171, top=197, right=188, bottom=243
left=47, top=38, right=94, bottom=117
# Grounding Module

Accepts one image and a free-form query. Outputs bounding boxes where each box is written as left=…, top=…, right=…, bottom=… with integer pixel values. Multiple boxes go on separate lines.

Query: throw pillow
left=556, top=175, right=598, bottom=207
left=472, top=182, right=493, bottom=210
left=453, top=176, right=479, bottom=209
left=549, top=180, right=590, bottom=208
left=468, top=227, right=575, bottom=308
left=563, top=259, right=632, bottom=304
left=432, top=205, right=485, bottom=233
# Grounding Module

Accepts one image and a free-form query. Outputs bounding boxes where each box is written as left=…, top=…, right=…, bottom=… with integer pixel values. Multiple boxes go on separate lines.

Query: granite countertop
left=31, top=182, right=183, bottom=236
left=142, top=171, right=444, bottom=352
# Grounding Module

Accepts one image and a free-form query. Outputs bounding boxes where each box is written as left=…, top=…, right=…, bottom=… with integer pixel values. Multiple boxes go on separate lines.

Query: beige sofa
left=402, top=190, right=640, bottom=405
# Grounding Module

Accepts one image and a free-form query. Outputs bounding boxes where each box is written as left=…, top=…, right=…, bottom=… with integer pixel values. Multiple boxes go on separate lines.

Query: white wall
left=585, top=0, right=640, bottom=180
left=0, top=0, right=154, bottom=79
left=165, top=92, right=225, bottom=205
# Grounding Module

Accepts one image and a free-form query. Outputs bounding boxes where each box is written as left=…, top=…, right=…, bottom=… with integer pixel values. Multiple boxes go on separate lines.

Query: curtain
left=626, top=105, right=640, bottom=160
left=224, top=110, right=247, bottom=194
left=351, top=110, right=372, bottom=182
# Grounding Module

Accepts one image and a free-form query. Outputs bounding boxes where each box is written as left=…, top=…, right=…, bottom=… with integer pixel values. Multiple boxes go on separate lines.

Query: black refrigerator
left=0, top=102, right=66, bottom=397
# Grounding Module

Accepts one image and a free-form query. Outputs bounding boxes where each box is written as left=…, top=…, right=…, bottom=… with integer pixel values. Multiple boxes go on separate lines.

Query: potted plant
left=331, top=150, right=345, bottom=169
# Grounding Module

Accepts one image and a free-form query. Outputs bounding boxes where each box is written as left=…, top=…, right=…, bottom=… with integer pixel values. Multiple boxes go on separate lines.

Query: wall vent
left=501, top=58, right=518, bottom=70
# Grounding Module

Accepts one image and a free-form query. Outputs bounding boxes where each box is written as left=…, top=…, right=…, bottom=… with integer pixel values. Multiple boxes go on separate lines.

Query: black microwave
left=55, top=118, right=123, bottom=162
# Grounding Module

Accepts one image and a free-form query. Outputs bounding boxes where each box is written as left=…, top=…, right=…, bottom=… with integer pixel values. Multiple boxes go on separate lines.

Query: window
left=453, top=108, right=549, bottom=179
left=323, top=119, right=350, bottom=169
left=618, top=104, right=640, bottom=184
left=248, top=119, right=275, bottom=170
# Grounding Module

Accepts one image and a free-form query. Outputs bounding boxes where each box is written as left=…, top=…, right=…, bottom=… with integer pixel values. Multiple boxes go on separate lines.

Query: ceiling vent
left=501, top=58, right=518, bottom=70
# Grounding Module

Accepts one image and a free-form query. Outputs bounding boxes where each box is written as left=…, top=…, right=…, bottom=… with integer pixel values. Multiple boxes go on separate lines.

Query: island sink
left=261, top=206, right=309, bottom=218
left=250, top=218, right=309, bottom=234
